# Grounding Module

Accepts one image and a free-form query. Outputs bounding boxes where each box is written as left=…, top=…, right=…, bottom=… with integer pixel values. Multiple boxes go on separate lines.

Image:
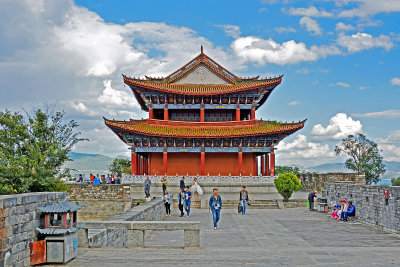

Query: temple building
left=104, top=47, right=305, bottom=176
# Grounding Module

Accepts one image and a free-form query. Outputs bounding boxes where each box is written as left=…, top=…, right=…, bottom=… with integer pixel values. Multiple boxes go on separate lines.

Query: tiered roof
left=123, top=75, right=282, bottom=95
left=104, top=118, right=305, bottom=139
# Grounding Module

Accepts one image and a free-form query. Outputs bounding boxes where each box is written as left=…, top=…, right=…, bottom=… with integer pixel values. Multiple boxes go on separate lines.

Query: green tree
left=0, top=109, right=86, bottom=194
left=335, top=134, right=386, bottom=185
left=392, top=177, right=400, bottom=186
left=109, top=158, right=131, bottom=177
left=274, top=173, right=302, bottom=202
left=275, top=166, right=301, bottom=176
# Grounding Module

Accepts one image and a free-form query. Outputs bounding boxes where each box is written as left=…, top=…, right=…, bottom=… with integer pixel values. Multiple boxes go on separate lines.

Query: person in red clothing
left=111, top=175, right=116, bottom=184
left=89, top=173, right=94, bottom=184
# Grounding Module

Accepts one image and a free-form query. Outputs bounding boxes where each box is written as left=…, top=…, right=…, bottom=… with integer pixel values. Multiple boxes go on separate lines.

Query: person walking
left=209, top=188, right=222, bottom=230
left=184, top=186, right=192, bottom=216
left=163, top=190, right=171, bottom=216
left=161, top=176, right=168, bottom=193
left=308, top=189, right=318, bottom=211
left=144, top=176, right=152, bottom=198
left=180, top=176, right=185, bottom=192
left=239, top=186, right=249, bottom=215
left=177, top=188, right=185, bottom=217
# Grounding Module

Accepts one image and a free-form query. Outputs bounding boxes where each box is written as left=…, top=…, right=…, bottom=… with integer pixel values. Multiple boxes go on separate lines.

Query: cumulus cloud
left=299, top=17, right=322, bottom=35
left=98, top=80, right=137, bottom=108
left=70, top=102, right=97, bottom=117
left=336, top=32, right=393, bottom=53
left=351, top=110, right=400, bottom=118
left=274, top=26, right=296, bottom=34
left=390, top=77, right=400, bottom=86
left=276, top=134, right=335, bottom=165
left=376, top=130, right=400, bottom=161
left=284, top=6, right=334, bottom=17
left=311, top=113, right=363, bottom=140
left=337, top=0, right=400, bottom=18
left=231, top=36, right=340, bottom=65
left=335, top=22, right=356, bottom=32
left=215, top=24, right=241, bottom=39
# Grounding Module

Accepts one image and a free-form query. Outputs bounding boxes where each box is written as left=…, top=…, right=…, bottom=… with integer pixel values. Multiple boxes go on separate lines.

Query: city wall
left=299, top=173, right=365, bottom=192
left=323, top=183, right=400, bottom=233
left=0, top=192, right=67, bottom=267
left=68, top=184, right=132, bottom=221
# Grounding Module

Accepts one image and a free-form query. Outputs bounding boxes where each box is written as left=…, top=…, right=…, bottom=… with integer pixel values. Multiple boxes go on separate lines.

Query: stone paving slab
left=65, top=208, right=400, bottom=267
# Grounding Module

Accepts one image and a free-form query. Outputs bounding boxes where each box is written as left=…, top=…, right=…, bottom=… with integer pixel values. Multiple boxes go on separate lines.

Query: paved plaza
left=67, top=208, right=400, bottom=267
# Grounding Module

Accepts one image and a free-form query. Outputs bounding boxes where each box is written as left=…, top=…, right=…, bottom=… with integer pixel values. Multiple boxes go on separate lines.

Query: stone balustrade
left=122, top=174, right=276, bottom=184
left=78, top=221, right=200, bottom=248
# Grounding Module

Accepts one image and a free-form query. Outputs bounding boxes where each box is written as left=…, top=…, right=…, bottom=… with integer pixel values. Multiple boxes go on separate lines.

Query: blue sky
left=1, top=0, right=400, bottom=167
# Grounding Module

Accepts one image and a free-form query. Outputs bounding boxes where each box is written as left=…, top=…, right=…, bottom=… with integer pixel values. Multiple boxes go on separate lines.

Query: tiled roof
left=104, top=118, right=305, bottom=138
left=37, top=201, right=84, bottom=213
left=123, top=75, right=282, bottom=95
left=36, top=224, right=83, bottom=235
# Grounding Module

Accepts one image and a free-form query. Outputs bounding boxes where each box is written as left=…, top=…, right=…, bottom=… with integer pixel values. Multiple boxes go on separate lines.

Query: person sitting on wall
left=336, top=199, right=347, bottom=221
left=331, top=205, right=338, bottom=219
left=341, top=200, right=355, bottom=221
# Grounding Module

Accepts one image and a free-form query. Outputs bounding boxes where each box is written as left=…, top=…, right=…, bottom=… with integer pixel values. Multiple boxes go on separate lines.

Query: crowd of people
left=145, top=176, right=251, bottom=230
left=76, top=173, right=121, bottom=184
left=308, top=189, right=356, bottom=222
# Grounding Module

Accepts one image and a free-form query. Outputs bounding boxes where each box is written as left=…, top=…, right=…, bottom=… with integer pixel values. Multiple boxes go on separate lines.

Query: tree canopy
left=274, top=173, right=302, bottom=202
left=0, top=109, right=86, bottom=194
left=109, top=158, right=131, bottom=177
left=275, top=166, right=317, bottom=176
left=335, top=134, right=385, bottom=185
left=392, top=177, right=400, bottom=186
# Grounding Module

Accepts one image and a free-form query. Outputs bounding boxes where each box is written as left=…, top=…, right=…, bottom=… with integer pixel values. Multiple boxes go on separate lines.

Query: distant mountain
left=62, top=152, right=117, bottom=177
left=69, top=152, right=105, bottom=160
left=306, top=163, right=351, bottom=174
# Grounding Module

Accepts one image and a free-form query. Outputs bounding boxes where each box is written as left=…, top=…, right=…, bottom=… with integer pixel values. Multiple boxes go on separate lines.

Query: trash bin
left=316, top=196, right=327, bottom=212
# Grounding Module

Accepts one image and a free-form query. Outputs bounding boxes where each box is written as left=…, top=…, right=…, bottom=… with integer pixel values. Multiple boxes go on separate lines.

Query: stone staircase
left=172, top=199, right=279, bottom=209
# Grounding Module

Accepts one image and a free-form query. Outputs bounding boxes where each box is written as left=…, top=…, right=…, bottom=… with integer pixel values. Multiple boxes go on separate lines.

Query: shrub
left=274, top=173, right=302, bottom=202
left=46, top=178, right=70, bottom=192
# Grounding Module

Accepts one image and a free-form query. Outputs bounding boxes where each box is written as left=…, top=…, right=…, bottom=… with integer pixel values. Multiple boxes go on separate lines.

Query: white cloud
left=311, top=113, right=363, bottom=140
left=299, top=17, right=322, bottom=35
left=335, top=22, right=356, bottom=32
left=288, top=101, right=300, bottom=105
left=337, top=0, right=400, bottom=18
left=351, top=110, right=400, bottom=118
left=330, top=82, right=350, bottom=87
left=376, top=130, right=400, bottom=161
left=70, top=102, right=97, bottom=116
left=390, top=77, right=400, bottom=86
left=276, top=134, right=335, bottom=165
left=274, top=26, right=296, bottom=34
left=258, top=7, right=268, bottom=13
left=336, top=32, right=393, bottom=53
left=98, top=80, right=137, bottom=108
left=285, top=6, right=334, bottom=17
left=358, top=86, right=369, bottom=90
left=215, top=24, right=241, bottom=39
left=231, top=36, right=340, bottom=65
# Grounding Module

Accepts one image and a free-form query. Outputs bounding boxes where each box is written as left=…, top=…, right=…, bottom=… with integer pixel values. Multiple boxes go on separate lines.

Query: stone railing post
left=184, top=229, right=200, bottom=248
left=126, top=229, right=144, bottom=248
left=77, top=228, right=88, bottom=248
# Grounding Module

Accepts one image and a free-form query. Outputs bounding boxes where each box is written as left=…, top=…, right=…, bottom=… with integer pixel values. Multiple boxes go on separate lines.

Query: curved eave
left=123, top=75, right=282, bottom=96
left=104, top=118, right=306, bottom=139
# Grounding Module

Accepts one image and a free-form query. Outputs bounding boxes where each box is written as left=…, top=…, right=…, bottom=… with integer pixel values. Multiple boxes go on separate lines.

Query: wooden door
left=30, top=240, right=46, bottom=265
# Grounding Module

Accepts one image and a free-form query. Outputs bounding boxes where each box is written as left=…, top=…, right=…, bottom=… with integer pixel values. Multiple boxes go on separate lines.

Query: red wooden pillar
left=270, top=148, right=275, bottom=176
left=143, top=156, right=147, bottom=175
left=251, top=105, right=255, bottom=120
left=131, top=149, right=137, bottom=175
left=265, top=153, right=270, bottom=176
left=238, top=149, right=243, bottom=175
left=137, top=154, right=140, bottom=175
left=148, top=154, right=152, bottom=175
left=163, top=149, right=168, bottom=175
left=164, top=104, right=168, bottom=120
left=261, top=154, right=265, bottom=176
left=253, top=154, right=257, bottom=176
left=200, top=104, right=205, bottom=122
left=236, top=105, right=241, bottom=121
left=149, top=105, right=153, bottom=119
left=200, top=149, right=205, bottom=175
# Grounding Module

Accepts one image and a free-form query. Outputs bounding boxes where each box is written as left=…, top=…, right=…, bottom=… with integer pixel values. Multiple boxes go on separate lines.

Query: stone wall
left=87, top=198, right=166, bottom=247
left=0, top=192, right=67, bottom=267
left=299, top=173, right=365, bottom=192
left=68, top=184, right=131, bottom=221
left=323, top=183, right=400, bottom=233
